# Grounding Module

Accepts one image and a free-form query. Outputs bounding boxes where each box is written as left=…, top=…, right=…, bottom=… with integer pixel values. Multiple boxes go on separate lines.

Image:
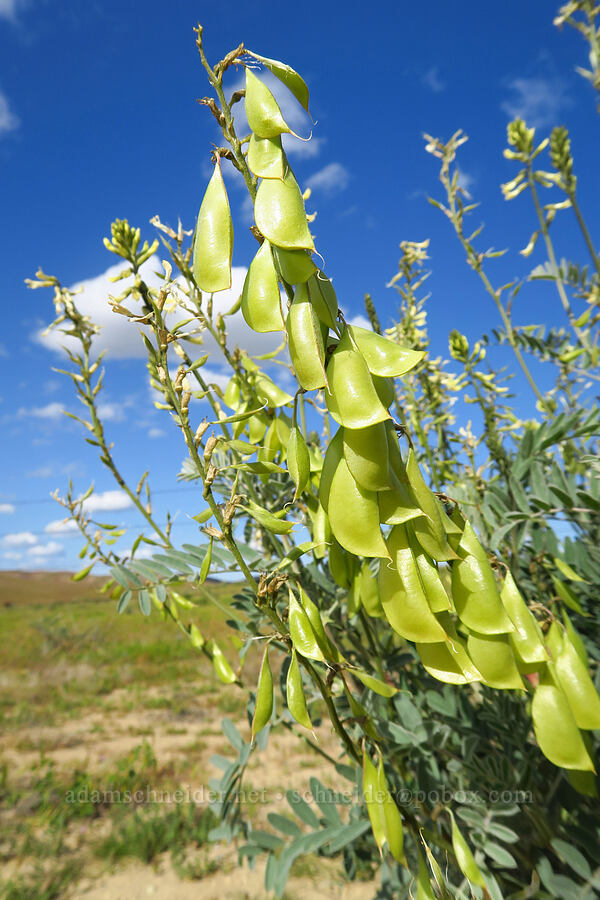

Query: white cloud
left=0, top=89, right=19, bottom=136
left=501, top=76, right=571, bottom=129
left=80, top=490, right=133, bottom=513
left=283, top=134, right=324, bottom=160
left=0, top=0, right=25, bottom=20
left=422, top=66, right=445, bottom=93
left=2, top=531, right=37, bottom=547
left=96, top=401, right=127, bottom=422
left=18, top=402, right=64, bottom=420
left=0, top=503, right=15, bottom=514
left=28, top=540, right=63, bottom=558
left=27, top=465, right=54, bottom=478
left=36, top=256, right=283, bottom=362
left=3, top=551, right=22, bottom=560
left=306, top=162, right=350, bottom=195
left=44, top=518, right=79, bottom=535
left=147, top=427, right=165, bottom=439
left=457, top=169, right=474, bottom=194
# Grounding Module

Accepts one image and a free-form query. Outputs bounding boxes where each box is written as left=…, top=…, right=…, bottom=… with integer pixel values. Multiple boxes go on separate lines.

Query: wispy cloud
left=306, top=162, right=350, bottom=195
left=457, top=169, right=475, bottom=194
left=0, top=0, right=25, bottom=22
left=80, top=490, right=133, bottom=513
left=36, top=256, right=282, bottom=362
left=28, top=540, right=63, bottom=558
left=422, top=66, right=445, bottom=93
left=18, top=402, right=64, bottom=420
left=0, top=89, right=19, bottom=137
left=0, top=503, right=15, bottom=514
left=44, top=518, right=79, bottom=535
left=147, top=427, right=165, bottom=439
left=2, top=531, right=37, bottom=547
left=501, top=76, right=571, bottom=129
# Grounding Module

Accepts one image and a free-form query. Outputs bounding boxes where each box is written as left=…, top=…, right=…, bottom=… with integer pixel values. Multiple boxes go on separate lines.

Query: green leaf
left=117, top=590, right=131, bottom=614
left=554, top=557, right=587, bottom=583
left=286, top=790, right=319, bottom=828
left=240, top=501, right=294, bottom=534
left=350, top=668, right=398, bottom=697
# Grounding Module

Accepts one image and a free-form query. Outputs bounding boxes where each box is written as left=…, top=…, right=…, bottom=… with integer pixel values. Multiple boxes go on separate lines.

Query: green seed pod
left=287, top=425, right=310, bottom=500
left=416, top=638, right=481, bottom=685
left=416, top=847, right=436, bottom=900
left=450, top=812, right=487, bottom=888
left=352, top=669, right=397, bottom=697
left=241, top=239, right=284, bottom=333
left=299, top=587, right=340, bottom=661
left=247, top=133, right=285, bottom=179
left=326, top=330, right=390, bottom=430
left=555, top=631, right=600, bottom=730
left=409, top=528, right=452, bottom=613
left=307, top=271, right=338, bottom=329
left=286, top=649, right=312, bottom=730
left=211, top=640, right=237, bottom=684
left=245, top=67, right=291, bottom=138
left=328, top=537, right=355, bottom=589
left=245, top=52, right=310, bottom=114
left=405, top=451, right=456, bottom=561
left=501, top=570, right=548, bottom=665
left=272, top=245, right=317, bottom=284
left=561, top=609, right=589, bottom=666
left=532, top=667, right=594, bottom=771
left=286, top=284, right=327, bottom=390
left=306, top=495, right=330, bottom=560
left=379, top=524, right=447, bottom=643
left=328, top=455, right=390, bottom=559
left=363, top=749, right=386, bottom=854
left=357, top=561, right=384, bottom=618
left=254, top=164, right=314, bottom=250
left=288, top=589, right=325, bottom=661
left=466, top=631, right=524, bottom=689
left=372, top=374, right=395, bottom=408
left=451, top=521, right=514, bottom=635
left=347, top=325, right=424, bottom=377
left=342, top=422, right=391, bottom=492
left=319, top=427, right=344, bottom=514
left=377, top=757, right=405, bottom=864
left=192, top=156, right=233, bottom=293
left=252, top=646, right=274, bottom=738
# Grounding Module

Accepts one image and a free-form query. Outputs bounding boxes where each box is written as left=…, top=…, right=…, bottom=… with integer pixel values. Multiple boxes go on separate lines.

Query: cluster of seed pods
left=192, top=54, right=600, bottom=856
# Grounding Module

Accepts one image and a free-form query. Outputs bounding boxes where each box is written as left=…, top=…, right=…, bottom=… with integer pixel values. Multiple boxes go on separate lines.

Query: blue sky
left=1, top=0, right=598, bottom=571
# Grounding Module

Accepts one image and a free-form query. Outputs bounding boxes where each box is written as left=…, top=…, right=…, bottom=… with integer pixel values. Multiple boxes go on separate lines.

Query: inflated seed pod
left=252, top=646, right=273, bottom=737
left=347, top=325, right=424, bottom=378
left=561, top=609, right=588, bottom=666
left=245, top=67, right=291, bottom=138
left=272, top=245, right=317, bottom=284
left=451, top=521, right=515, bottom=635
left=241, top=239, right=284, bottom=333
left=450, top=813, right=487, bottom=888
left=379, top=524, right=447, bottom=643
left=288, top=589, right=325, bottom=661
left=326, top=329, right=390, bottom=429
left=362, top=749, right=386, bottom=855
left=192, top=156, right=233, bottom=293
left=357, top=561, right=384, bottom=617
left=211, top=640, right=237, bottom=684
left=286, top=649, right=312, bottom=730
left=405, top=451, right=456, bottom=561
left=466, top=631, right=524, bottom=689
left=328, top=455, right=390, bottom=559
left=555, top=631, right=600, bottom=729
left=532, top=666, right=595, bottom=771
left=501, top=570, right=548, bottom=666
left=299, top=587, right=340, bottom=661
left=408, top=527, right=452, bottom=613
left=328, top=537, right=356, bottom=589
left=307, top=271, right=338, bottom=329
left=342, top=422, right=392, bottom=492
left=416, top=638, right=481, bottom=685
left=416, top=847, right=436, bottom=899
left=377, top=757, right=405, bottom=864
left=319, top=427, right=344, bottom=514
left=286, top=284, right=327, bottom=390
left=247, top=133, right=285, bottom=179
left=254, top=163, right=314, bottom=250
left=287, top=425, right=310, bottom=500
left=372, top=374, right=395, bottom=409
left=306, top=495, right=330, bottom=560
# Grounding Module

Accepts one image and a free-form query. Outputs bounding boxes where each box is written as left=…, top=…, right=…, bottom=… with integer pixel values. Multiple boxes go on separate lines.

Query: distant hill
left=0, top=570, right=107, bottom=607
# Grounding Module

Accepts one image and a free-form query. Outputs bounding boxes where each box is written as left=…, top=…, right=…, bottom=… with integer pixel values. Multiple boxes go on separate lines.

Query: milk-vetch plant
left=32, top=8, right=600, bottom=897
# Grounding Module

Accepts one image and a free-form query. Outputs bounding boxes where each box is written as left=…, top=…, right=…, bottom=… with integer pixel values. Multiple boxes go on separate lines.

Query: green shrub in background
left=30, top=2, right=600, bottom=896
